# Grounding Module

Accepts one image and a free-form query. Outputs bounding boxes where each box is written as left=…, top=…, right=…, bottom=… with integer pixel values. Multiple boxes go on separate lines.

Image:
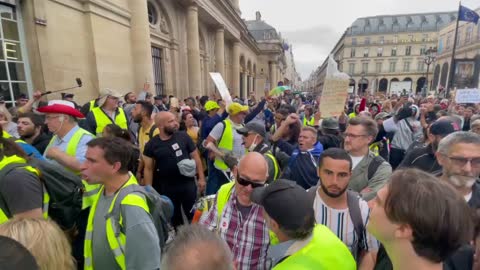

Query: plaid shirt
left=199, top=188, right=270, bottom=270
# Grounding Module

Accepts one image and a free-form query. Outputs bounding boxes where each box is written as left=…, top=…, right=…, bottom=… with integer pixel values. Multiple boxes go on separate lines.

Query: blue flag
left=458, top=5, right=479, bottom=24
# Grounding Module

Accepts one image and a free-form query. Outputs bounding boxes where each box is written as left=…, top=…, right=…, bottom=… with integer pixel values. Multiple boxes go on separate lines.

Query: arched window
left=147, top=2, right=158, bottom=25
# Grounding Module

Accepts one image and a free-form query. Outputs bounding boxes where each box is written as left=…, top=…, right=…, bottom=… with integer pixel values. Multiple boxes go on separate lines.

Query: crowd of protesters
left=0, top=84, right=480, bottom=270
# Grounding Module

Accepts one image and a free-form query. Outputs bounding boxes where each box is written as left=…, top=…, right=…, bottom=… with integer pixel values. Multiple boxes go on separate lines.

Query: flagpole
left=446, top=2, right=461, bottom=98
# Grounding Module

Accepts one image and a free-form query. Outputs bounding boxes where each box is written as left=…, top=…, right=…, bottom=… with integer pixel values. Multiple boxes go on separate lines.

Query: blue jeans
left=206, top=160, right=230, bottom=195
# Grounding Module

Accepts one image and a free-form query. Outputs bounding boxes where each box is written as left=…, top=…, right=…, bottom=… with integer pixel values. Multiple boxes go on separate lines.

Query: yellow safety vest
left=0, top=155, right=49, bottom=224
left=214, top=119, right=234, bottom=171
left=89, top=100, right=96, bottom=112
left=265, top=152, right=280, bottom=181
left=273, top=225, right=356, bottom=270
left=84, top=174, right=148, bottom=270
left=348, top=112, right=357, bottom=119
left=47, top=128, right=100, bottom=209
left=216, top=182, right=279, bottom=245
left=2, top=130, right=11, bottom=138
left=303, top=116, right=315, bottom=126
left=91, top=107, right=128, bottom=136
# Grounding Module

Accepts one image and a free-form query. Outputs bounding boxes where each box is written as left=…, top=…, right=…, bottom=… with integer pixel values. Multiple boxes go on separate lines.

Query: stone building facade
left=433, top=8, right=480, bottom=92
left=312, top=12, right=457, bottom=96
left=1, top=0, right=291, bottom=106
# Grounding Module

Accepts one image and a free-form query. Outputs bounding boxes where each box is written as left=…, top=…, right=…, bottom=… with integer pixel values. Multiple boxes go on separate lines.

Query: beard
left=19, top=129, right=36, bottom=139
left=446, top=174, right=476, bottom=189
left=164, top=126, right=177, bottom=135
left=133, top=115, right=142, bottom=123
left=320, top=178, right=348, bottom=198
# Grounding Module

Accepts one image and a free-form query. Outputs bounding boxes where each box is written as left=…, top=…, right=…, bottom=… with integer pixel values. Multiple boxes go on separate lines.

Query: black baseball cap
left=250, top=179, right=314, bottom=231
left=237, top=122, right=267, bottom=138
left=430, top=120, right=459, bottom=137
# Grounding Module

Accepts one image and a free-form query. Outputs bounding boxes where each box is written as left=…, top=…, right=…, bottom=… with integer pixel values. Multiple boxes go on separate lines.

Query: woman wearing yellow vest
left=85, top=89, right=128, bottom=137
left=0, top=126, right=48, bottom=224
left=302, top=106, right=315, bottom=126
left=81, top=137, right=160, bottom=270
left=251, top=179, right=356, bottom=270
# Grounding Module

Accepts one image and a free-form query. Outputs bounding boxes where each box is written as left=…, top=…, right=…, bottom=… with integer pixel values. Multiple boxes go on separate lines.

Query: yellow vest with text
left=273, top=225, right=356, bottom=270
left=0, top=155, right=49, bottom=224
left=47, top=128, right=100, bottom=209
left=303, top=116, right=315, bottom=126
left=91, top=107, right=128, bottom=135
left=214, top=119, right=234, bottom=171
left=84, top=175, right=148, bottom=270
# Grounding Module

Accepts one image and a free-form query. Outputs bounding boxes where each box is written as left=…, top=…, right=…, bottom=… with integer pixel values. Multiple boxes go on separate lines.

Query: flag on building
left=458, top=5, right=479, bottom=24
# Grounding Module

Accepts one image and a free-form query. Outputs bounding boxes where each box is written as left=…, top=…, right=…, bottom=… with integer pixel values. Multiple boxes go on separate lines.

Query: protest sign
left=455, top=88, right=480, bottom=104
left=319, top=55, right=350, bottom=117
left=210, top=72, right=232, bottom=106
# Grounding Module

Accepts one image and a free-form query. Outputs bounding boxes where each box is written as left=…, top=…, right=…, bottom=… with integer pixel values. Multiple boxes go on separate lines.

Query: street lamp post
left=359, top=72, right=366, bottom=96
left=423, top=48, right=436, bottom=97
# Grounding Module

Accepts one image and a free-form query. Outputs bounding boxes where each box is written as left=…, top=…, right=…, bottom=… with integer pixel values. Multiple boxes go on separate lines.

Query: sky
left=240, top=0, right=479, bottom=80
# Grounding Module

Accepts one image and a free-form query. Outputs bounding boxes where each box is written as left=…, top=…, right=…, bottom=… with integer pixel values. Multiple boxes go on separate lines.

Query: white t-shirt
left=350, top=155, right=364, bottom=170
left=313, top=189, right=379, bottom=252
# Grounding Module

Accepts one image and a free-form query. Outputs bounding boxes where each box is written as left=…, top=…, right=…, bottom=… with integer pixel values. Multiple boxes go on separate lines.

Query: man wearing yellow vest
left=81, top=137, right=160, bottom=270
left=204, top=102, right=248, bottom=195
left=39, top=100, right=95, bottom=172
left=250, top=179, right=356, bottom=270
left=0, top=126, right=47, bottom=223
left=199, top=152, right=271, bottom=269
left=237, top=121, right=280, bottom=183
left=85, top=88, right=128, bottom=136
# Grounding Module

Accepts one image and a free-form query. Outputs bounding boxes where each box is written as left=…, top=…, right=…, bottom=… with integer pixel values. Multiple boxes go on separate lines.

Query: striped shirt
left=313, top=189, right=379, bottom=252
left=199, top=188, right=270, bottom=270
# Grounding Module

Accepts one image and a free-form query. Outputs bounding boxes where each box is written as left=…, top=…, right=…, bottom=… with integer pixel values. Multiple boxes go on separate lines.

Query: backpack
left=367, top=155, right=385, bottom=180
left=0, top=158, right=83, bottom=230
left=308, top=188, right=366, bottom=262
left=109, top=185, right=174, bottom=249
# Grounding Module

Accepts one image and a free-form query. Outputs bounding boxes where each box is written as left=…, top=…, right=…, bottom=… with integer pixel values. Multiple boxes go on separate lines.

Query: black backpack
left=0, top=158, right=83, bottom=230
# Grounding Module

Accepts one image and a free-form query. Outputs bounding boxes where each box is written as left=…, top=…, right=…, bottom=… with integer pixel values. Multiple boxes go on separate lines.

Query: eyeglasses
left=236, top=175, right=265, bottom=188
left=344, top=133, right=368, bottom=139
left=447, top=156, right=480, bottom=168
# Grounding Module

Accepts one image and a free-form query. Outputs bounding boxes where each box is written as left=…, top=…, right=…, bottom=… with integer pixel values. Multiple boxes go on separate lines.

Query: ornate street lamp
left=423, top=48, right=436, bottom=97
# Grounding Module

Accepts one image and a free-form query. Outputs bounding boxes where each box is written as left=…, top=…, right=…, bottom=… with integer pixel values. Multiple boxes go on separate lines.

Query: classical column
left=215, top=27, right=225, bottom=78
left=270, top=62, right=277, bottom=88
left=129, top=0, right=154, bottom=92
left=186, top=4, right=201, bottom=97
left=232, top=42, right=240, bottom=96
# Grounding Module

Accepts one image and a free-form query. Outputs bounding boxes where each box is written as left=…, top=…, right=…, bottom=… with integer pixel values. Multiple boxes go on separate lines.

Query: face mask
left=248, top=135, right=259, bottom=152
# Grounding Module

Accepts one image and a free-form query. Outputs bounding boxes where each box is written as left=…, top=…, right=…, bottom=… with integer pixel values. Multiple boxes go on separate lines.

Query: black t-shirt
left=143, top=132, right=196, bottom=192
left=0, top=169, right=42, bottom=216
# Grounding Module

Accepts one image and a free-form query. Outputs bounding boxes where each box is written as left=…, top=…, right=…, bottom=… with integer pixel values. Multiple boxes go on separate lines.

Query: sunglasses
left=236, top=175, right=265, bottom=188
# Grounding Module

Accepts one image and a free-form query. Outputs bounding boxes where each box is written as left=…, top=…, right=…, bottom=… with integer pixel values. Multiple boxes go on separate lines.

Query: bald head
left=238, top=152, right=268, bottom=181
left=155, top=111, right=179, bottom=135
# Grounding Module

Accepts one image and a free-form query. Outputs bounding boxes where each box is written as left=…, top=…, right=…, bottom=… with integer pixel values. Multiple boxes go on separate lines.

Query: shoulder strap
left=403, top=119, right=415, bottom=140
left=367, top=155, right=385, bottom=180
left=347, top=190, right=365, bottom=253
left=149, top=125, right=156, bottom=139
left=108, top=185, right=146, bottom=235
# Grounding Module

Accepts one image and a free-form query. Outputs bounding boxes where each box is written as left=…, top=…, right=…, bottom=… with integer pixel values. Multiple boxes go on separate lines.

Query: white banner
left=209, top=72, right=232, bottom=106
left=455, top=88, right=480, bottom=104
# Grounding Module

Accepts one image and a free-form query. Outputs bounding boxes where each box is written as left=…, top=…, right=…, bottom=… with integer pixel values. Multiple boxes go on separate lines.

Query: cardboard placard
left=209, top=72, right=232, bottom=106
left=455, top=88, right=480, bottom=104
left=320, top=78, right=349, bottom=117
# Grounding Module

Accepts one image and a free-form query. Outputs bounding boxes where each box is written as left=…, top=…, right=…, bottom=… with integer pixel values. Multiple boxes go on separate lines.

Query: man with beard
left=310, top=148, right=378, bottom=268
left=437, top=131, right=480, bottom=208
left=131, top=100, right=158, bottom=183
left=17, top=112, right=51, bottom=154
left=143, top=111, right=205, bottom=227
left=398, top=120, right=458, bottom=174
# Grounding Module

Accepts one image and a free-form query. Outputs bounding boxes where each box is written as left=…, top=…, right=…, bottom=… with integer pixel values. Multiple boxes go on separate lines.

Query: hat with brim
left=228, top=102, right=249, bottom=115
left=37, top=100, right=84, bottom=118
left=97, top=88, right=123, bottom=107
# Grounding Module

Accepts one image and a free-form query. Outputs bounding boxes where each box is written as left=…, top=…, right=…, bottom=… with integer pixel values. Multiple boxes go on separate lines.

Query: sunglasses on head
left=236, top=175, right=265, bottom=188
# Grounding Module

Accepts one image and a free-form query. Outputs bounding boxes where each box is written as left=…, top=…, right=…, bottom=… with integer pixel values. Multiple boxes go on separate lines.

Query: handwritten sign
left=210, top=72, right=232, bottom=106
left=320, top=78, right=349, bottom=117
left=455, top=88, right=480, bottom=104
